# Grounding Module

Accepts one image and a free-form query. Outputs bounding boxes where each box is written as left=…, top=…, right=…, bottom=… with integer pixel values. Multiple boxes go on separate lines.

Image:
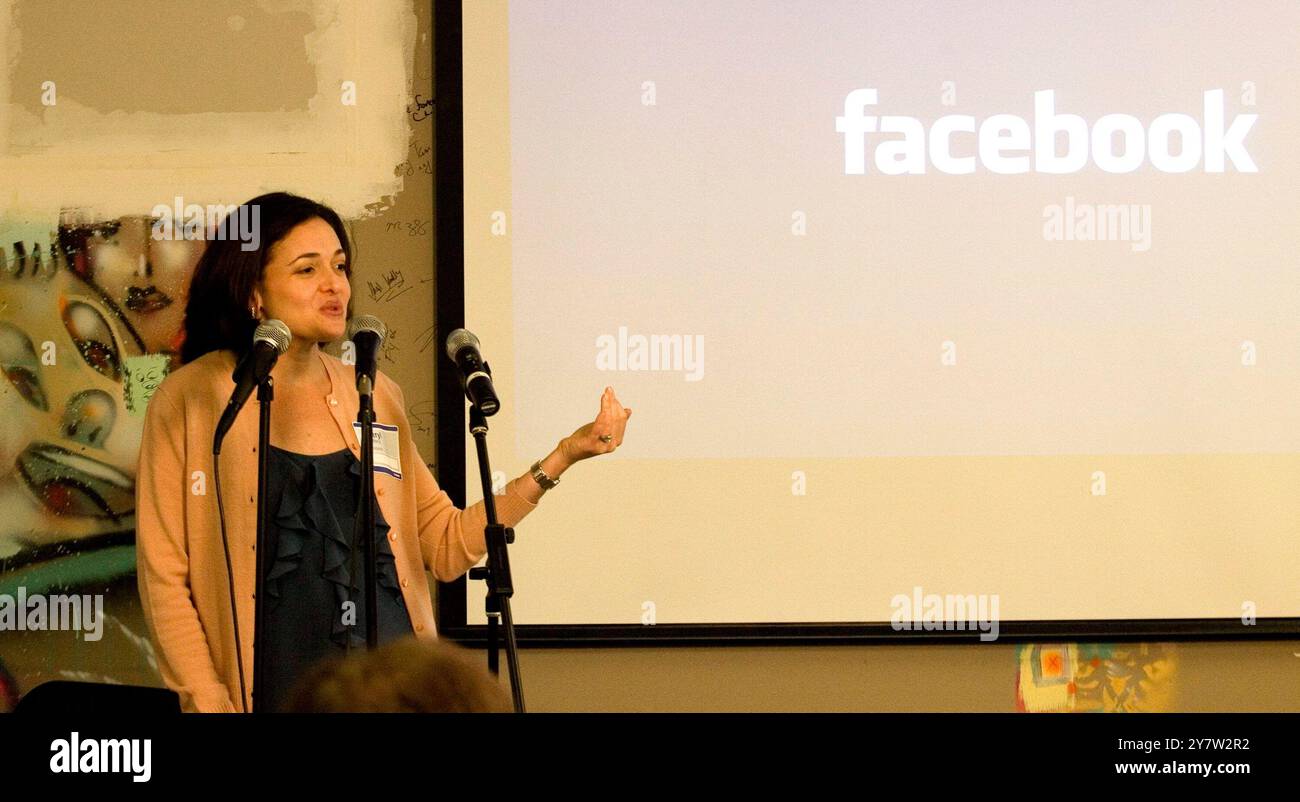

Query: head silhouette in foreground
left=281, top=635, right=513, bottom=713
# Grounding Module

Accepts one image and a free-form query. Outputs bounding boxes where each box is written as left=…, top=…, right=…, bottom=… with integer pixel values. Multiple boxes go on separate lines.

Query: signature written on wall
left=367, top=269, right=413, bottom=303
left=408, top=94, right=434, bottom=122
left=385, top=219, right=430, bottom=237
left=396, top=143, right=433, bottom=177
left=380, top=328, right=399, bottom=364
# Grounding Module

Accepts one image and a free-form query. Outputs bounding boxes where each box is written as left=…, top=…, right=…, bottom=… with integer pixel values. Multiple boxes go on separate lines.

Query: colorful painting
left=0, top=213, right=202, bottom=694
left=1016, top=643, right=1178, bottom=712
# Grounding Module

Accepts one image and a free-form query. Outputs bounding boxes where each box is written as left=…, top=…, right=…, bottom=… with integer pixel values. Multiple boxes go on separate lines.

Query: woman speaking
left=135, top=193, right=631, bottom=713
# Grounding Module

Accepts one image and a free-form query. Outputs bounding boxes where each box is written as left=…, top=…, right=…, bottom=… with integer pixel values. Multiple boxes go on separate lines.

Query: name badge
left=352, top=422, right=403, bottom=479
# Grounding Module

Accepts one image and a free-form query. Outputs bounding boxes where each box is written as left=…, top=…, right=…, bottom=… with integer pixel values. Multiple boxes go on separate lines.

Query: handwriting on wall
left=380, top=327, right=399, bottom=364
left=395, top=144, right=433, bottom=178
left=415, top=324, right=434, bottom=354
left=407, top=94, right=434, bottom=122
left=366, top=269, right=413, bottom=303
left=384, top=219, right=430, bottom=237
left=407, top=399, right=435, bottom=435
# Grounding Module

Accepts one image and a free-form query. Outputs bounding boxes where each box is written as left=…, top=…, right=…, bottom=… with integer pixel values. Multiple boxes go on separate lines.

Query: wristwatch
left=530, top=459, right=560, bottom=490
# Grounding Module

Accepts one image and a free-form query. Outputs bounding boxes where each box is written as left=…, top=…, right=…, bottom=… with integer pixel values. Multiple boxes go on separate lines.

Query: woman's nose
left=324, top=269, right=348, bottom=295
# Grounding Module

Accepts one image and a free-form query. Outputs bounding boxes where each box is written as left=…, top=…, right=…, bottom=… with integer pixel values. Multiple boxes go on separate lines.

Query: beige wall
left=512, top=641, right=1300, bottom=712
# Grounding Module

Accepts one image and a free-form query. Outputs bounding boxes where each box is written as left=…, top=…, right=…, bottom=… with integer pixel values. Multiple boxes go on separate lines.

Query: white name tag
left=352, top=421, right=403, bottom=479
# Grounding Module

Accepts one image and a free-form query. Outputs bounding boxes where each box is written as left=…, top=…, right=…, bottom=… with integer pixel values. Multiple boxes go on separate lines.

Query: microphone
left=345, top=314, right=387, bottom=397
left=445, top=328, right=499, bottom=415
left=213, top=319, right=291, bottom=454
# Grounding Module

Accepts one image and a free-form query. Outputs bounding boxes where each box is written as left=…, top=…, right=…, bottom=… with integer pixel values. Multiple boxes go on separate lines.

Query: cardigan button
left=329, top=397, right=338, bottom=406
left=377, top=487, right=385, bottom=496
left=400, top=578, right=409, bottom=588
left=414, top=623, right=423, bottom=632
left=388, top=532, right=397, bottom=542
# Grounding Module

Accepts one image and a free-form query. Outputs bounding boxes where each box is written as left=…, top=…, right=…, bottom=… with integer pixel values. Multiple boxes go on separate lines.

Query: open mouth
left=16, top=442, right=135, bottom=523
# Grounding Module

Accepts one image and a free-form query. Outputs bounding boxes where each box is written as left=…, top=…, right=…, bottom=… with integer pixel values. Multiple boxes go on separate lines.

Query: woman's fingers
left=595, top=387, right=629, bottom=450
left=613, top=406, right=631, bottom=446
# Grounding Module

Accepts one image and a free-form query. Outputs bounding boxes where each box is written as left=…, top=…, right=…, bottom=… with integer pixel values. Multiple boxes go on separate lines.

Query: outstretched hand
left=559, top=386, right=632, bottom=464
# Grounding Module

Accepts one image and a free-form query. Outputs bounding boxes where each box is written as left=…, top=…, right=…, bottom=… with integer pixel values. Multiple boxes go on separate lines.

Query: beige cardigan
left=134, top=347, right=538, bottom=712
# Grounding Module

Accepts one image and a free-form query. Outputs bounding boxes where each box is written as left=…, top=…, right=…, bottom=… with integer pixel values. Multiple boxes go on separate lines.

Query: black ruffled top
left=256, top=445, right=414, bottom=712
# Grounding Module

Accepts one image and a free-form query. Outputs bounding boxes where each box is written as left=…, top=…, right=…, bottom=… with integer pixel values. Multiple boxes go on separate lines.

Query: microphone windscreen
left=254, top=319, right=292, bottom=353
left=346, top=314, right=387, bottom=344
left=444, top=328, right=480, bottom=360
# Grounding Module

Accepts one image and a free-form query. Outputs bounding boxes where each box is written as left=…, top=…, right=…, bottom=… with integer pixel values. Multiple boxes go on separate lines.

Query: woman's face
left=0, top=218, right=205, bottom=556
left=253, top=217, right=350, bottom=346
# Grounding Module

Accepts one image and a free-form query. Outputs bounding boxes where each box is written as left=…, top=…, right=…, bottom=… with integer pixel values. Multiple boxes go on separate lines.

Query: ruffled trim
left=266, top=452, right=402, bottom=648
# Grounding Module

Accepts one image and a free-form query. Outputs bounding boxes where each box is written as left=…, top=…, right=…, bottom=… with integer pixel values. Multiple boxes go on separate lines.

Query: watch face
left=531, top=463, right=555, bottom=488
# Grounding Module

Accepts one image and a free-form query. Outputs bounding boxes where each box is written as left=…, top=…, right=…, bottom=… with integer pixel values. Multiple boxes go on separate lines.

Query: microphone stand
left=356, top=376, right=379, bottom=649
left=252, top=376, right=273, bottom=713
left=465, top=401, right=526, bottom=712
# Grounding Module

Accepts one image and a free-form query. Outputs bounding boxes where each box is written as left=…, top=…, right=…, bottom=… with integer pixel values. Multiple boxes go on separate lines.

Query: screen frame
left=433, top=0, right=1300, bottom=647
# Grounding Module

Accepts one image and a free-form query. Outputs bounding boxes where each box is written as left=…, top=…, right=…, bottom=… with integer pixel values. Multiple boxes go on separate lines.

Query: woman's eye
left=0, top=323, right=49, bottom=411
left=61, top=301, right=122, bottom=382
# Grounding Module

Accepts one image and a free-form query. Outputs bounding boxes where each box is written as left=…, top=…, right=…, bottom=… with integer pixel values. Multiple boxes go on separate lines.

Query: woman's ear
left=250, top=286, right=264, bottom=319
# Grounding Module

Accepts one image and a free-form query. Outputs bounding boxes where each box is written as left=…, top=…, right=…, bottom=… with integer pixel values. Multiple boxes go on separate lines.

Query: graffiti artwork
left=0, top=214, right=204, bottom=696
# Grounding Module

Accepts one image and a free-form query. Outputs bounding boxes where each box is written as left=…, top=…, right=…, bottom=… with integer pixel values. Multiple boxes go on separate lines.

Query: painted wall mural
left=0, top=213, right=203, bottom=699
left=1016, top=643, right=1178, bottom=713
left=0, top=0, right=434, bottom=709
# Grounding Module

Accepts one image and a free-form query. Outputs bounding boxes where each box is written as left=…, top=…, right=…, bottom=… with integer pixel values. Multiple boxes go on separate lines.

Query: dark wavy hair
left=179, top=192, right=353, bottom=365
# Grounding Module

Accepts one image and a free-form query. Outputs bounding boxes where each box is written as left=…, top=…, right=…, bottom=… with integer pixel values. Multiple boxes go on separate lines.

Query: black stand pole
left=465, top=403, right=525, bottom=712
left=252, top=376, right=273, bottom=713
left=356, top=376, right=378, bottom=649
